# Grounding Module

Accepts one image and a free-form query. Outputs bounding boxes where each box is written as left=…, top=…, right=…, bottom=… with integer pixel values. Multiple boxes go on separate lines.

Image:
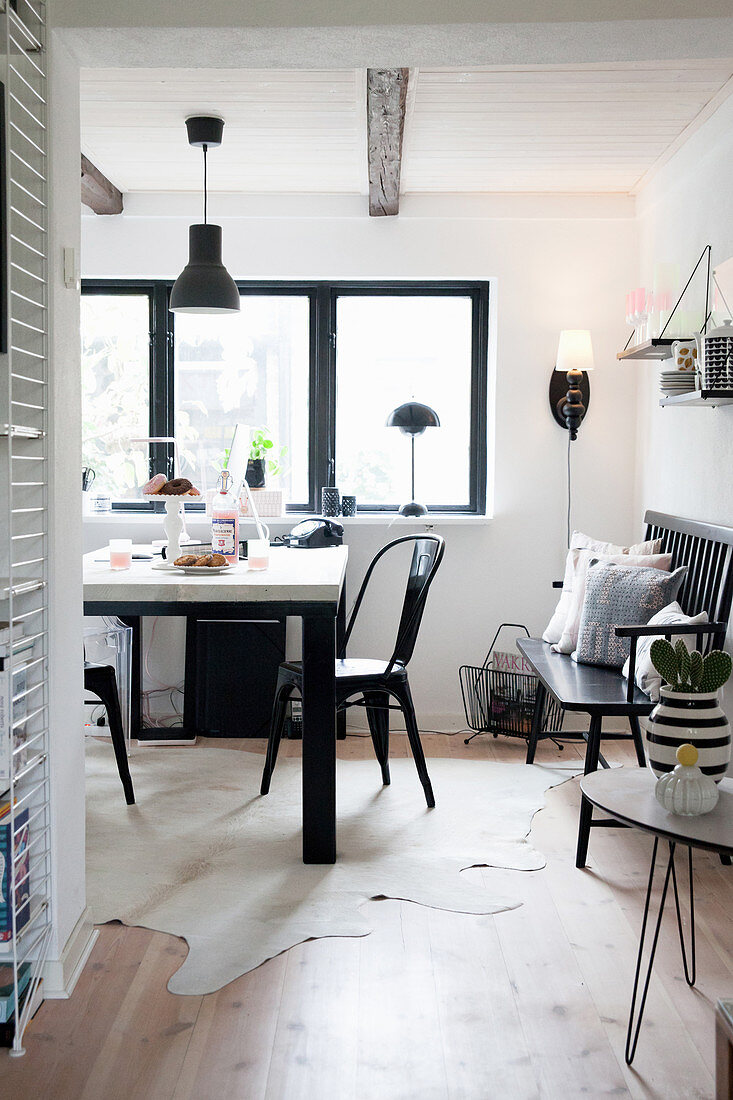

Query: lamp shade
left=169, top=224, right=240, bottom=314
left=555, top=329, right=594, bottom=373
left=386, top=401, right=440, bottom=436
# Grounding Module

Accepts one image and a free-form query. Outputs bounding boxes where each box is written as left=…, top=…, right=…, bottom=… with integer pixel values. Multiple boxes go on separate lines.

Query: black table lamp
left=386, top=401, right=440, bottom=516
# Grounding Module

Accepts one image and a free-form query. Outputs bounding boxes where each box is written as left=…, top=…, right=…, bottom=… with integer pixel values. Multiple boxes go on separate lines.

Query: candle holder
left=163, top=497, right=185, bottom=562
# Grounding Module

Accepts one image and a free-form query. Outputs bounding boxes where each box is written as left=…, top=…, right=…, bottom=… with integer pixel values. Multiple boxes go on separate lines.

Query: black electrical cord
left=202, top=144, right=208, bottom=224
left=567, top=430, right=572, bottom=549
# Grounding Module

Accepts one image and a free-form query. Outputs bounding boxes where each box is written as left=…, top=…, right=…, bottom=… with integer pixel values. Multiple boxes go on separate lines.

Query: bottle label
left=211, top=518, right=236, bottom=556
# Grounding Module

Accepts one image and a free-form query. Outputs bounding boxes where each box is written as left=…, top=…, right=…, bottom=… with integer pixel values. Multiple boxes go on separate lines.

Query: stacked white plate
left=660, top=369, right=696, bottom=397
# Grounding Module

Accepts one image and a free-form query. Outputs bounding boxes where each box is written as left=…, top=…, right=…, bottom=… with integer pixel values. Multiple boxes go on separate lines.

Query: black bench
left=518, top=511, right=733, bottom=868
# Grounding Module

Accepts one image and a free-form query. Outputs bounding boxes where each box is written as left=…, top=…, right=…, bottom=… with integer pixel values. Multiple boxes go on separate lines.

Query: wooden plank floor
left=3, top=730, right=732, bottom=1099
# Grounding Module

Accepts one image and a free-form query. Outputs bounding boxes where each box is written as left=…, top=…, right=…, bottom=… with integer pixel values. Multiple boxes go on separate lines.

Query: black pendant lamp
left=169, top=116, right=240, bottom=315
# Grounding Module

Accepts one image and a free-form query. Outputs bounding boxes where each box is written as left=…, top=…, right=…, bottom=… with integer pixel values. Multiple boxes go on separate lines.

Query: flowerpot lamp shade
left=385, top=401, right=441, bottom=435
left=555, top=329, right=594, bottom=373
left=169, top=115, right=240, bottom=316
left=386, top=401, right=440, bottom=516
left=170, top=224, right=241, bottom=314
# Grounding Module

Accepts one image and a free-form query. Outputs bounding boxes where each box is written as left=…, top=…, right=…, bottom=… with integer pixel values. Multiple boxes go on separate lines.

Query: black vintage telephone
left=285, top=517, right=344, bottom=548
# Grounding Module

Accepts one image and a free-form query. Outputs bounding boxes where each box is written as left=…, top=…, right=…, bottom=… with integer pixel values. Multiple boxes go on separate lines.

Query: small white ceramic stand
left=163, top=497, right=185, bottom=562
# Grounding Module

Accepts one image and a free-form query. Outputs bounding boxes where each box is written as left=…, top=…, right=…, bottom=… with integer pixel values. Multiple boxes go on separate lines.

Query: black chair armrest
left=615, top=621, right=728, bottom=704
left=614, top=621, right=727, bottom=639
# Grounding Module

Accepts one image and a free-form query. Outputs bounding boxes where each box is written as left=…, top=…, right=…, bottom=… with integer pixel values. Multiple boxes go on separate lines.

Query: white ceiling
left=80, top=62, right=733, bottom=198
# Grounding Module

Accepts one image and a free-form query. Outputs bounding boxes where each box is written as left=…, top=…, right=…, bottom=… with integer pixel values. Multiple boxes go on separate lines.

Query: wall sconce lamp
left=549, top=329, right=594, bottom=440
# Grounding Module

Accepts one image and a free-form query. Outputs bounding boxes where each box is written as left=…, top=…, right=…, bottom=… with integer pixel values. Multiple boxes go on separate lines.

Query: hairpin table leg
left=625, top=840, right=696, bottom=1066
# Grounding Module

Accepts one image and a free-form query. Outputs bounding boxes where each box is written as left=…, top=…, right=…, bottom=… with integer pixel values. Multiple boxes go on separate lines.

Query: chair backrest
left=643, top=510, right=733, bottom=629
left=340, top=533, right=445, bottom=674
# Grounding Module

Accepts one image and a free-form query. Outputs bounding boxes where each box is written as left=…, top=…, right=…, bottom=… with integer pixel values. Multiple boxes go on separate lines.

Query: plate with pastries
left=173, top=553, right=232, bottom=575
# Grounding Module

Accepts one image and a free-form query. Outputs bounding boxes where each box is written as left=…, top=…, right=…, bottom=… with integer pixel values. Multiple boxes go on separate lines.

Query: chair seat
left=281, top=657, right=407, bottom=685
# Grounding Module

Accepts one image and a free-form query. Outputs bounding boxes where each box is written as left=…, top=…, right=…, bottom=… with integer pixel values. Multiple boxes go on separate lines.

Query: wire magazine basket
left=459, top=623, right=564, bottom=745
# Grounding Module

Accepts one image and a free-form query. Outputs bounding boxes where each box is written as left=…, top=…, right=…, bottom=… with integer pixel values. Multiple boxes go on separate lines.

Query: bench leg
left=629, top=715, right=646, bottom=767
left=576, top=714, right=602, bottom=868
left=526, top=683, right=546, bottom=765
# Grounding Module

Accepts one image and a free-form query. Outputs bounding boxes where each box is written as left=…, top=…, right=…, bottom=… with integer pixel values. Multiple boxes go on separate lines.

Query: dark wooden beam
left=366, top=68, right=409, bottom=217
left=80, top=154, right=123, bottom=216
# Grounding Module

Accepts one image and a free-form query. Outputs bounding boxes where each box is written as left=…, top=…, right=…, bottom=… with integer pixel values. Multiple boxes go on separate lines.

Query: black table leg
left=626, top=840, right=695, bottom=1065
left=301, top=611, right=337, bottom=864
left=119, top=615, right=142, bottom=738
left=182, top=616, right=199, bottom=735
left=336, top=577, right=347, bottom=741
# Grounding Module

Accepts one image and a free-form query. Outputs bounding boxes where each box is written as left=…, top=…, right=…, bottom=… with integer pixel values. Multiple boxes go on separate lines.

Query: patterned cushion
left=575, top=561, right=687, bottom=669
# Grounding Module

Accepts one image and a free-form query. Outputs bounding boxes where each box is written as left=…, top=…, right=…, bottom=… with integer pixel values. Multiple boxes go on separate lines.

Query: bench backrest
left=643, top=511, right=733, bottom=629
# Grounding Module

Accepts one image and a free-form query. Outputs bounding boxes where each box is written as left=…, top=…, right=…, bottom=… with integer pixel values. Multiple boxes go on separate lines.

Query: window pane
left=174, top=296, right=310, bottom=503
left=81, top=294, right=151, bottom=500
left=335, top=295, right=473, bottom=507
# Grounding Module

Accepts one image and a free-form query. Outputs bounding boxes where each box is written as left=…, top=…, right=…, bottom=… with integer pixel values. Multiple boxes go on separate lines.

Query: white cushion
left=621, top=602, right=708, bottom=702
left=553, top=549, right=673, bottom=655
left=542, top=532, right=662, bottom=645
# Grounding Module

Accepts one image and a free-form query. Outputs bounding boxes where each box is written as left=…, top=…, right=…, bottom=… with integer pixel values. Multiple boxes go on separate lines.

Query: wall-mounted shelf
left=617, top=339, right=674, bottom=361
left=0, top=424, right=45, bottom=440
left=659, top=391, right=733, bottom=408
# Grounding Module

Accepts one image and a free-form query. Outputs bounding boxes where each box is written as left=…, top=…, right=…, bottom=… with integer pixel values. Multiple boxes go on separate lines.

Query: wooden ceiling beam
left=366, top=68, right=409, bottom=217
left=81, top=154, right=123, bottom=215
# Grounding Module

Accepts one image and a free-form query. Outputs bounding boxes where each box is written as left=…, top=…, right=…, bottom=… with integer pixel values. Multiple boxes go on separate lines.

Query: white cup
left=247, top=539, right=270, bottom=571
left=109, top=538, right=132, bottom=570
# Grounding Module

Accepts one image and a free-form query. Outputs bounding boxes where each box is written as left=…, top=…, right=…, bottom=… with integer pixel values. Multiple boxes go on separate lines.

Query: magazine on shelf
left=0, top=961, right=30, bottom=1023
left=0, top=799, right=30, bottom=942
left=0, top=655, right=32, bottom=791
left=0, top=977, right=43, bottom=1044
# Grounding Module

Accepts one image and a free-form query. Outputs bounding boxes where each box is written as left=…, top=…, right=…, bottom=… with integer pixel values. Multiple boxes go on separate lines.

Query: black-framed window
left=81, top=280, right=489, bottom=514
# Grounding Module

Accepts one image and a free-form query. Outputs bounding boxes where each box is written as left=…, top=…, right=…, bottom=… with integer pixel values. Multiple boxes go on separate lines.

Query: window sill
left=83, top=511, right=492, bottom=527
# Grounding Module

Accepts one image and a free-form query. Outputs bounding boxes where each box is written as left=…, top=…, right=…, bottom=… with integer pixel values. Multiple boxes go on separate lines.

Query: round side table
left=580, top=767, right=733, bottom=1066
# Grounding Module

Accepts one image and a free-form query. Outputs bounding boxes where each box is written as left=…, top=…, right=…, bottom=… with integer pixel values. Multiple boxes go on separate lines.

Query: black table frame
left=581, top=782, right=733, bottom=1066
left=84, top=594, right=347, bottom=865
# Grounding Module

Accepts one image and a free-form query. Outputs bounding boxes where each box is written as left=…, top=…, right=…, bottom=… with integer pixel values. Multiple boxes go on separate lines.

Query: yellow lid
left=676, top=743, right=698, bottom=767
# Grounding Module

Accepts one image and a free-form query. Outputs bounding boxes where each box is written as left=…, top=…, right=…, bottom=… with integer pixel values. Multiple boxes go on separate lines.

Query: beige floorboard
left=2, top=731, right=730, bottom=1100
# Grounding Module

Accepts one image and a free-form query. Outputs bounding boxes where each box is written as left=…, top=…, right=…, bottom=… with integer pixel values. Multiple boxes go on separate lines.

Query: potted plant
left=646, top=639, right=731, bottom=782
left=245, top=428, right=287, bottom=489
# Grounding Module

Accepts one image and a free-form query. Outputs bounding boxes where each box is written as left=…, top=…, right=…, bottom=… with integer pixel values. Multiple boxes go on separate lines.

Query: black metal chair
left=260, top=533, right=446, bottom=807
left=84, top=663, right=135, bottom=805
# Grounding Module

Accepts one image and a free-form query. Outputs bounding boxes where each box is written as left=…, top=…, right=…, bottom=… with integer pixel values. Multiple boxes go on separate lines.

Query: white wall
left=635, top=94, right=733, bottom=714
left=82, top=194, right=638, bottom=726
left=47, top=33, right=89, bottom=980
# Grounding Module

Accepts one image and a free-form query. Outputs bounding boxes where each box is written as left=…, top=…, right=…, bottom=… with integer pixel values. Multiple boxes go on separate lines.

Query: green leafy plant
left=649, top=638, right=732, bottom=694
left=249, top=428, right=288, bottom=478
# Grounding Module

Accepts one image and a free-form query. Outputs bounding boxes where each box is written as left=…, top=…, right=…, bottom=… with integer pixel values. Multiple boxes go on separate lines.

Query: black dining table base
left=86, top=598, right=341, bottom=864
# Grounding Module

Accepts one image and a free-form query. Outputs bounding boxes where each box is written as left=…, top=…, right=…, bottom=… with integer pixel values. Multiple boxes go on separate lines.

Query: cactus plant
left=689, top=650, right=704, bottom=690
left=675, top=639, right=691, bottom=685
left=700, top=650, right=732, bottom=693
left=650, top=637, right=731, bottom=694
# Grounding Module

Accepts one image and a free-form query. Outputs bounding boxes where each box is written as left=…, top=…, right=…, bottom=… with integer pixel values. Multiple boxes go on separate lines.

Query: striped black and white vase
left=646, top=688, right=731, bottom=782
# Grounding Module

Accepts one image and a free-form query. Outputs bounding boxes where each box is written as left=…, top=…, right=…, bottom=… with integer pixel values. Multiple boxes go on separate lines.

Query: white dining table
left=83, top=546, right=348, bottom=863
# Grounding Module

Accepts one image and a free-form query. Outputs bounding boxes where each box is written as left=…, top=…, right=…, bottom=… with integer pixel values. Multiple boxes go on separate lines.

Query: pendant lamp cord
left=567, top=431, right=572, bottom=549
left=202, top=144, right=208, bottom=224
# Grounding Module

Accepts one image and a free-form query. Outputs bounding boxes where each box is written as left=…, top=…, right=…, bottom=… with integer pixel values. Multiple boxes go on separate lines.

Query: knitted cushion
left=575, top=561, right=687, bottom=669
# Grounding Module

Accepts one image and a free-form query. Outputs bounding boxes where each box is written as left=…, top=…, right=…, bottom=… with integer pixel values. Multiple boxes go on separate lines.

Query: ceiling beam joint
left=366, top=68, right=409, bottom=217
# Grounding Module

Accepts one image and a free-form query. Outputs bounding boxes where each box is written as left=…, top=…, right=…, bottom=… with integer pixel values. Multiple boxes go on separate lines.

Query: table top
left=580, top=767, right=733, bottom=855
left=83, top=546, right=348, bottom=607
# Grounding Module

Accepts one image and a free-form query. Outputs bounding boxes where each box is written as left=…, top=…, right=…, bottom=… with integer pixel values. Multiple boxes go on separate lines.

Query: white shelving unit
left=0, top=0, right=52, bottom=1057
left=659, top=391, right=733, bottom=409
